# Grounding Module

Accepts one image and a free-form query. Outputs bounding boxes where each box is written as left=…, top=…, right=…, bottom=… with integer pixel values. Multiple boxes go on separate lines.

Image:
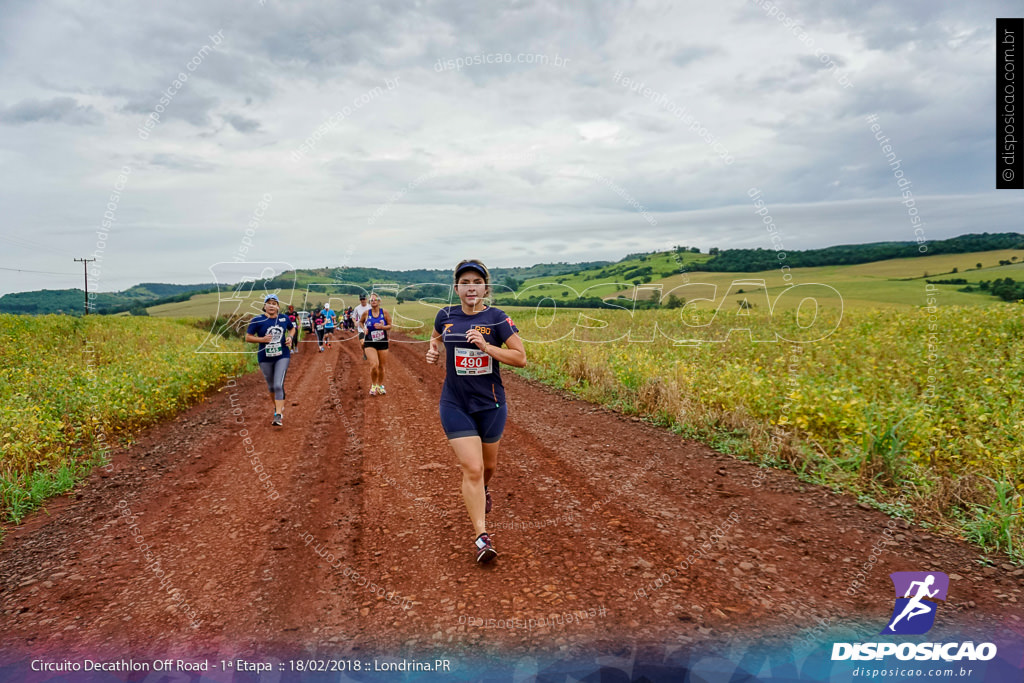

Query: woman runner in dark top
left=361, top=292, right=391, bottom=396
left=426, top=259, right=526, bottom=563
left=245, top=294, right=295, bottom=426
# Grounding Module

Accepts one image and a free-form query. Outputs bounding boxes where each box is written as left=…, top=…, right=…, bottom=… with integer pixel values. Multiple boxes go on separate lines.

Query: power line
left=0, top=234, right=72, bottom=257
left=0, top=266, right=78, bottom=275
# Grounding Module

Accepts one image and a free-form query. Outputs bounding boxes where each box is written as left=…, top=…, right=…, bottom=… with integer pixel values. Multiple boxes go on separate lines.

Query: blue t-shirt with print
left=247, top=314, right=294, bottom=363
left=433, top=305, right=519, bottom=413
left=323, top=309, right=337, bottom=329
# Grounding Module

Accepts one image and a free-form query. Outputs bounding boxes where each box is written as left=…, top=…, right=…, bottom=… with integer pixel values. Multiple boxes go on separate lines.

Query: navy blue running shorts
left=440, top=400, right=507, bottom=443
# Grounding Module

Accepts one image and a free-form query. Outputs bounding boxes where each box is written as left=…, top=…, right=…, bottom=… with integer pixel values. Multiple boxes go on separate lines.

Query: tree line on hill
left=491, top=293, right=685, bottom=310
left=263, top=261, right=614, bottom=290
left=929, top=277, right=1024, bottom=302
left=0, top=283, right=217, bottom=316
left=691, top=233, right=1024, bottom=272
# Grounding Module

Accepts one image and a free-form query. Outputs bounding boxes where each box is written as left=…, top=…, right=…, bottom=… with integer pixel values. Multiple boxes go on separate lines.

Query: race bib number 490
left=370, top=329, right=385, bottom=342
left=454, top=347, right=492, bottom=375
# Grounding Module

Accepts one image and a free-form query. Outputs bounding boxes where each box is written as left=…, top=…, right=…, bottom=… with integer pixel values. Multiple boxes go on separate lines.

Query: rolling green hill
left=692, top=232, right=1024, bottom=272
left=501, top=250, right=711, bottom=300
left=146, top=249, right=1024, bottom=318
left=0, top=283, right=218, bottom=316
left=259, top=260, right=613, bottom=291
left=8, top=233, right=1024, bottom=317
left=2, top=259, right=611, bottom=317
left=637, top=249, right=1024, bottom=310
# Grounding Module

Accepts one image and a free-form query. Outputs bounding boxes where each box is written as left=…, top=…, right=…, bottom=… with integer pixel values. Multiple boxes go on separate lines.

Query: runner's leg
left=365, top=346, right=380, bottom=386
left=450, top=436, right=486, bottom=537
left=259, top=361, right=277, bottom=415
left=378, top=348, right=388, bottom=387
left=482, top=440, right=499, bottom=488
left=479, top=405, right=506, bottom=486
left=272, top=357, right=290, bottom=414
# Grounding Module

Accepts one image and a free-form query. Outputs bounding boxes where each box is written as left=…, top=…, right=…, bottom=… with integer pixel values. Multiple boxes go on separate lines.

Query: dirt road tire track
left=1, top=332, right=1021, bottom=661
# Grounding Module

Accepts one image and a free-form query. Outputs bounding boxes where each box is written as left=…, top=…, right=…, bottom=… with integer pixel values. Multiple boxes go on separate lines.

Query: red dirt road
left=1, top=333, right=1021, bottom=661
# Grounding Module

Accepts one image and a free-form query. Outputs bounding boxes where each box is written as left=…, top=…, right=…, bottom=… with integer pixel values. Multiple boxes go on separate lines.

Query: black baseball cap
left=454, top=259, right=490, bottom=282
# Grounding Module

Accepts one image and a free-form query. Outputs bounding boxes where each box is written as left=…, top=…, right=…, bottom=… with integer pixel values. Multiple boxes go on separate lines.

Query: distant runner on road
left=361, top=293, right=391, bottom=396
left=286, top=304, right=299, bottom=354
left=313, top=308, right=326, bottom=352
left=426, top=259, right=527, bottom=564
left=323, top=303, right=337, bottom=348
left=353, top=293, right=371, bottom=361
left=245, top=294, right=295, bottom=427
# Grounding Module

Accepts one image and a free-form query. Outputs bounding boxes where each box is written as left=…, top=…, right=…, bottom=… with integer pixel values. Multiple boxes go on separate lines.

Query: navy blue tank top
left=365, top=308, right=388, bottom=343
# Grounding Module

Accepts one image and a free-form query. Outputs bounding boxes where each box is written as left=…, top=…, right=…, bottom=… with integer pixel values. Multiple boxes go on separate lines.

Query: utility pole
left=74, top=258, right=97, bottom=315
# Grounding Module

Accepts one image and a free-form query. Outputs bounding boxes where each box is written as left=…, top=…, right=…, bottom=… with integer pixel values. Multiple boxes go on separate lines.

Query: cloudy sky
left=1, top=0, right=1021, bottom=294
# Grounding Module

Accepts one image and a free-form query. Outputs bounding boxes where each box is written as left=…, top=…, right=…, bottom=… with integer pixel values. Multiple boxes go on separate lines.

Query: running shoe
left=378, top=384, right=386, bottom=395
left=369, top=386, right=378, bottom=396
left=485, top=486, right=492, bottom=514
left=319, top=346, right=324, bottom=352
left=272, top=413, right=283, bottom=426
left=475, top=533, right=497, bottom=564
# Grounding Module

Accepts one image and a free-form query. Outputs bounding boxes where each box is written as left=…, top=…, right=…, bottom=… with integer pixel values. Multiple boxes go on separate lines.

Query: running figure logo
left=881, top=572, right=949, bottom=635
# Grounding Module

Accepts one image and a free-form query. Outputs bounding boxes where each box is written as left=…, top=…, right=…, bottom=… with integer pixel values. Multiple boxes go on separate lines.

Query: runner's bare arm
left=380, top=310, right=392, bottom=330
left=467, top=330, right=527, bottom=368
left=426, top=328, right=442, bottom=364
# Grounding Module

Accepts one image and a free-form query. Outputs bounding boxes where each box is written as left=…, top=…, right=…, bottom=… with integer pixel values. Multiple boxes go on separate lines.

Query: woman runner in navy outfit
left=245, top=293, right=295, bottom=426
left=360, top=293, right=391, bottom=396
left=425, top=259, right=527, bottom=563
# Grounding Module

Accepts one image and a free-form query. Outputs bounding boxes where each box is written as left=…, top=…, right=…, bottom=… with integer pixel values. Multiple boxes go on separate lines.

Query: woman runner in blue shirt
left=426, top=259, right=527, bottom=563
left=245, top=294, right=295, bottom=426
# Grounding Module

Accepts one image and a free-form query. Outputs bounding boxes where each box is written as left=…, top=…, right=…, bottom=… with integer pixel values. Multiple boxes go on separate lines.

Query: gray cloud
left=223, top=113, right=260, bottom=133
left=147, top=153, right=217, bottom=172
left=796, top=54, right=846, bottom=71
left=0, top=96, right=101, bottom=125
left=121, top=89, right=220, bottom=128
left=778, top=0, right=1016, bottom=51
left=670, top=45, right=722, bottom=68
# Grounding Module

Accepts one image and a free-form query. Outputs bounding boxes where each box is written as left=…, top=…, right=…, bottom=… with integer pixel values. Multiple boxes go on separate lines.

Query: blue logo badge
left=881, top=572, right=949, bottom=635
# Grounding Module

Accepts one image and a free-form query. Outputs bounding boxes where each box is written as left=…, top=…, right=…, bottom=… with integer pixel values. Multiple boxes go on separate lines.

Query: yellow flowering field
left=0, top=314, right=250, bottom=526
left=495, top=302, right=1023, bottom=560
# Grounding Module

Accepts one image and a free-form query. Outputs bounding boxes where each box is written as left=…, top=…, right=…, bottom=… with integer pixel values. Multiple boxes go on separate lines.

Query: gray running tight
left=258, top=358, right=290, bottom=400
